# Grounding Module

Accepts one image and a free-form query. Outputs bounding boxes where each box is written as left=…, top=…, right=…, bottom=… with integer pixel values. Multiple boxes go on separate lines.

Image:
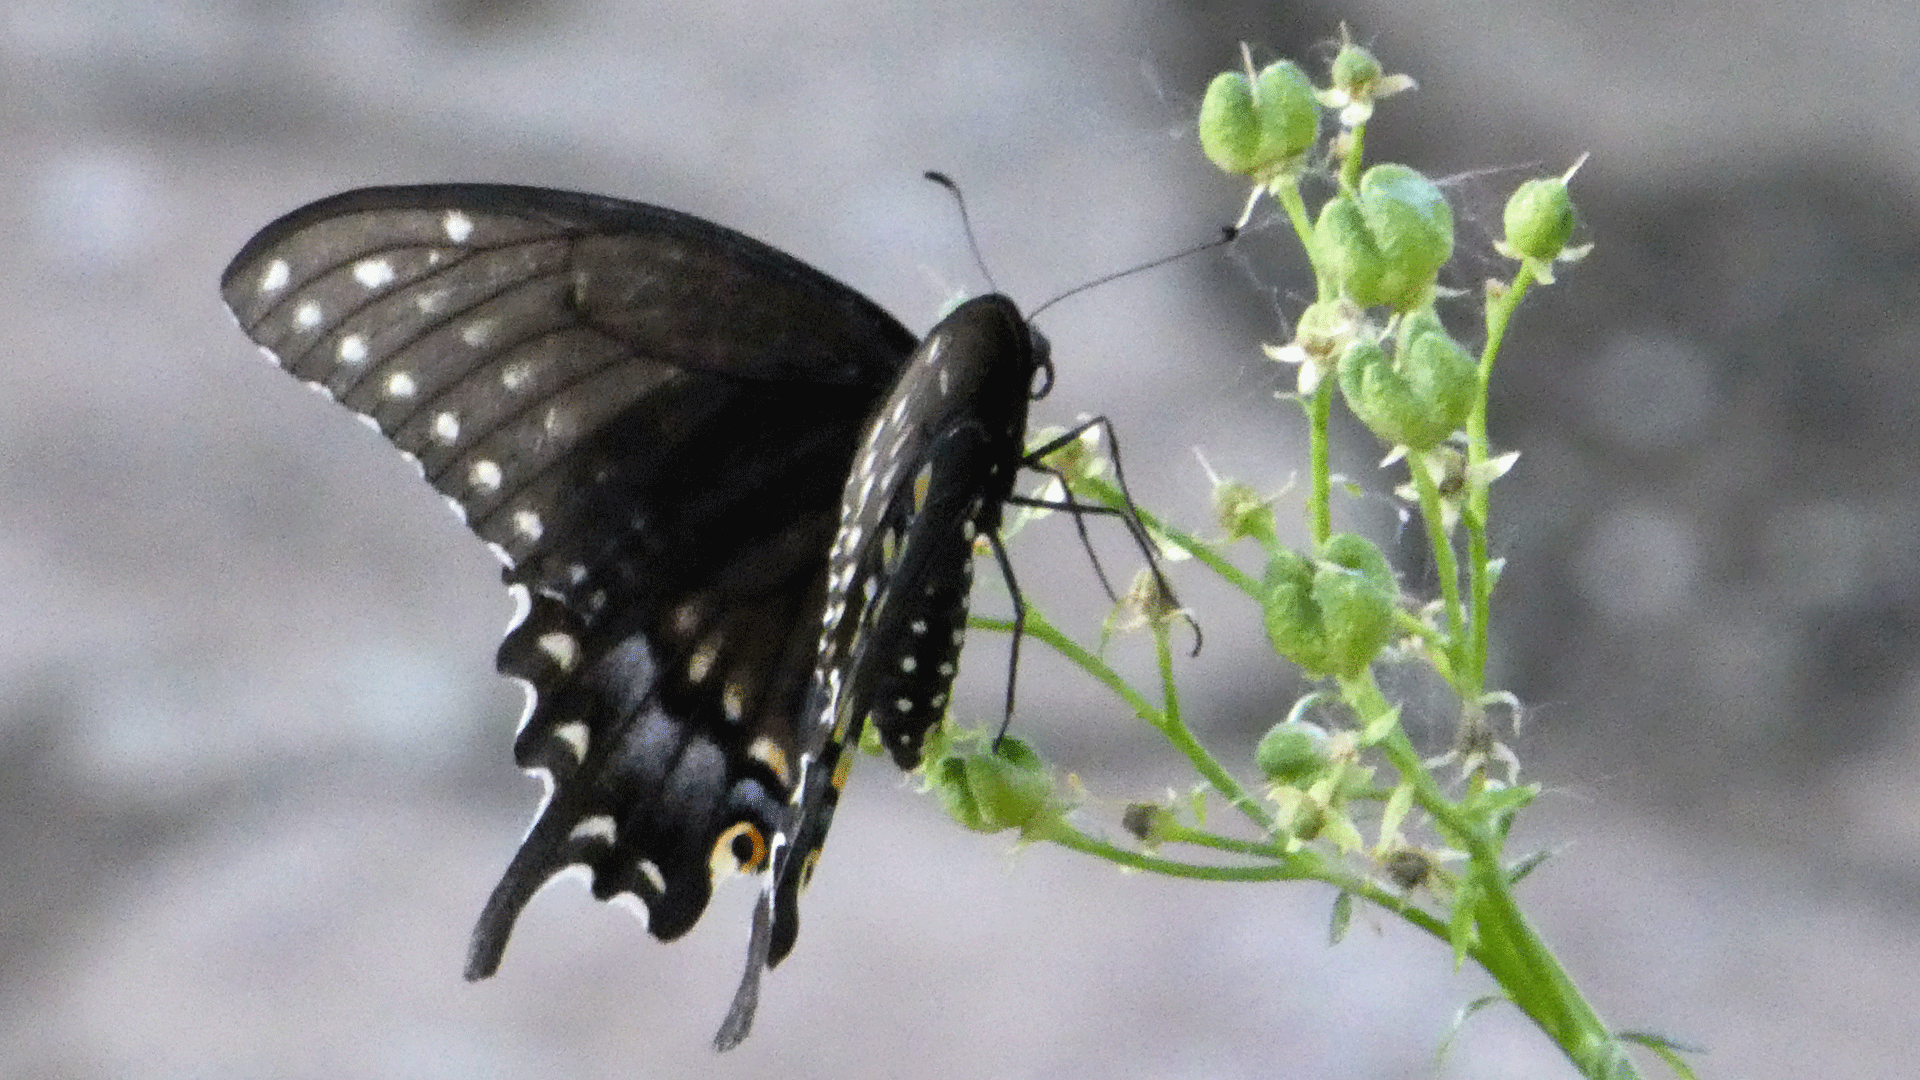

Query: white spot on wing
left=900, top=656, right=917, bottom=673
left=554, top=719, right=590, bottom=760
left=293, top=300, right=323, bottom=330
left=385, top=371, right=417, bottom=398
left=569, top=814, right=616, bottom=843
left=443, top=210, right=475, bottom=243
left=637, top=859, right=667, bottom=895
left=672, top=602, right=701, bottom=636
left=469, top=459, right=503, bottom=492
left=431, top=411, right=460, bottom=444
left=500, top=363, right=532, bottom=392
left=460, top=319, right=494, bottom=347
left=748, top=736, right=791, bottom=785
left=513, top=509, right=544, bottom=541
left=352, top=258, right=395, bottom=289
left=259, top=259, right=290, bottom=293
left=414, top=289, right=447, bottom=314
left=688, top=635, right=721, bottom=683
left=337, top=334, right=367, bottom=364
left=538, top=631, right=580, bottom=672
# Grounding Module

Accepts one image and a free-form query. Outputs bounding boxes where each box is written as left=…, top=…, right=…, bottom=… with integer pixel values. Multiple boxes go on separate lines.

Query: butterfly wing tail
left=713, top=855, right=780, bottom=1051
left=465, top=797, right=583, bottom=980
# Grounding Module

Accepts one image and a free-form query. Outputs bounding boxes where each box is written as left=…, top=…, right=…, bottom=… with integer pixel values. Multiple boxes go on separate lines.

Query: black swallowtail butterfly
left=220, top=184, right=1047, bottom=1048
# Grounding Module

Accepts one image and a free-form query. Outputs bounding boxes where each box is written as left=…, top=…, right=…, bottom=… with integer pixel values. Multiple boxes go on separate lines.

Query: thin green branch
left=1405, top=452, right=1467, bottom=683
left=1153, top=821, right=1288, bottom=859
left=1272, top=180, right=1328, bottom=301
left=1340, top=122, right=1367, bottom=191
left=1308, top=376, right=1334, bottom=545
left=970, top=610, right=1275, bottom=835
left=1341, top=671, right=1638, bottom=1080
left=1463, top=263, right=1536, bottom=689
left=1040, top=821, right=1453, bottom=942
left=1040, top=828, right=1302, bottom=882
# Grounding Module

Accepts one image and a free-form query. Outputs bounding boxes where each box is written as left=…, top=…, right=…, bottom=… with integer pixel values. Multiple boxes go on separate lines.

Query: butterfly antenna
left=924, top=171, right=1000, bottom=294
left=1027, top=225, right=1239, bottom=321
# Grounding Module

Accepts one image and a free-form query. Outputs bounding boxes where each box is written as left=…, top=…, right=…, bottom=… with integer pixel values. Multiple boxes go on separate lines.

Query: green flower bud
left=1293, top=298, right=1360, bottom=359
left=1213, top=476, right=1275, bottom=543
left=1329, top=42, right=1384, bottom=96
left=1262, top=534, right=1397, bottom=678
left=1314, top=533, right=1397, bottom=675
left=932, top=737, right=1055, bottom=834
left=1314, top=163, right=1454, bottom=310
left=1503, top=175, right=1577, bottom=261
left=1255, top=720, right=1332, bottom=783
left=1197, top=61, right=1320, bottom=181
left=1336, top=311, right=1477, bottom=449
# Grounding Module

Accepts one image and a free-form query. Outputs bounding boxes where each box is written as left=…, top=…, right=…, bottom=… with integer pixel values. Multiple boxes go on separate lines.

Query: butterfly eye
left=711, top=821, right=769, bottom=878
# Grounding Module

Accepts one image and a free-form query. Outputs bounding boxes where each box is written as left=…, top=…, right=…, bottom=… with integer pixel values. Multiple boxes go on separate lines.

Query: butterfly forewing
left=221, top=185, right=919, bottom=978
left=750, top=295, right=1043, bottom=971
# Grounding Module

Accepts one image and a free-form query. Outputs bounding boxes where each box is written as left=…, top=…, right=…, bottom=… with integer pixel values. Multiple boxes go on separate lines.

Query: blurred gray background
left=4, top=1, right=1915, bottom=1077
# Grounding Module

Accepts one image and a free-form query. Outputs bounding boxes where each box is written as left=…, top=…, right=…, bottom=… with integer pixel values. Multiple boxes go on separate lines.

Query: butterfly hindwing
left=220, top=184, right=919, bottom=976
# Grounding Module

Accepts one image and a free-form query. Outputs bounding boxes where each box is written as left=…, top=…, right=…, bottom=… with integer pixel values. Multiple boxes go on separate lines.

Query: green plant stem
left=1340, top=121, right=1366, bottom=191
left=1037, top=820, right=1453, bottom=942
left=1392, top=606, right=1448, bottom=659
left=1037, top=828, right=1297, bottom=881
left=1308, top=376, right=1334, bottom=545
left=1155, top=822, right=1286, bottom=859
left=1406, top=451, right=1467, bottom=682
left=1463, top=264, right=1536, bottom=688
left=1272, top=180, right=1326, bottom=300
left=972, top=608, right=1463, bottom=963
left=971, top=611, right=1275, bottom=835
left=1339, top=672, right=1637, bottom=1080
